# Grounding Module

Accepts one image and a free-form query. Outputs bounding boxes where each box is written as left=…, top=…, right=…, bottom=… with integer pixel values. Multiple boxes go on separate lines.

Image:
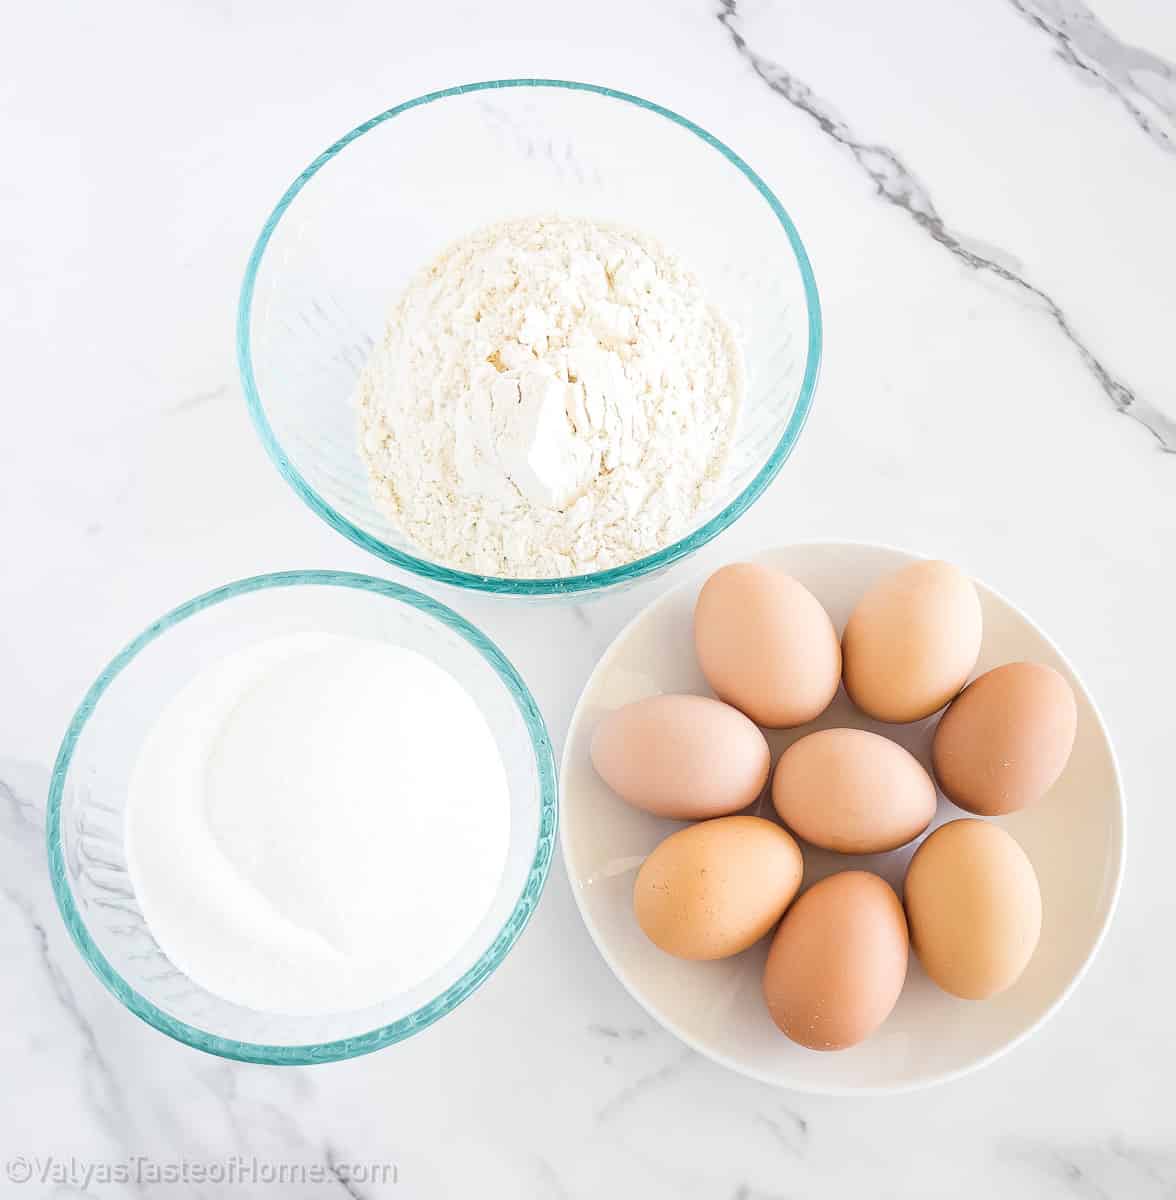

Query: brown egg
left=762, top=871, right=909, bottom=1051
left=591, top=694, right=770, bottom=820
left=932, top=662, right=1077, bottom=816
left=904, top=819, right=1042, bottom=1000
left=772, top=728, right=937, bottom=854
left=694, top=562, right=841, bottom=728
left=842, top=560, right=982, bottom=723
left=634, top=816, right=803, bottom=960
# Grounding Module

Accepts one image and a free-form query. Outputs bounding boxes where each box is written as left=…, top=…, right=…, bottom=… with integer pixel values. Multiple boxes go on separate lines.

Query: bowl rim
left=236, top=78, right=823, bottom=596
left=558, top=539, right=1127, bottom=1095
left=46, top=569, right=558, bottom=1064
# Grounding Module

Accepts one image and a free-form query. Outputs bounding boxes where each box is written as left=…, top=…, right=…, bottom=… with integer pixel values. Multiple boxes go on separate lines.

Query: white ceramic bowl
left=560, top=542, right=1125, bottom=1093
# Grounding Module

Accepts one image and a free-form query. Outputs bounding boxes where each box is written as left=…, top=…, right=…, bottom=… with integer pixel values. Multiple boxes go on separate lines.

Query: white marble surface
left=3, top=1, right=1175, bottom=1195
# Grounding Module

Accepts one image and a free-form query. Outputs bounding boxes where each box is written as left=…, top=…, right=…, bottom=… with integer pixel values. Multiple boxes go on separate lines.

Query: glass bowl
left=237, top=79, right=822, bottom=598
left=47, top=572, right=557, bottom=1064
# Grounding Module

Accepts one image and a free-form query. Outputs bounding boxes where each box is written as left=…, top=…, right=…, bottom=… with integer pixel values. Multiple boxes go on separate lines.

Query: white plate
left=560, top=542, right=1125, bottom=1094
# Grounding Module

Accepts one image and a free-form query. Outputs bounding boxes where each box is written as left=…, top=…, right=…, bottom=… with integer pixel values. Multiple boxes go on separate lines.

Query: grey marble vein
left=731, top=1184, right=790, bottom=1200
left=595, top=1047, right=695, bottom=1123
left=0, top=889, right=122, bottom=1138
left=527, top=1155, right=573, bottom=1200
left=587, top=1022, right=650, bottom=1040
left=192, top=1061, right=258, bottom=1154
left=1008, top=0, right=1176, bottom=154
left=1002, top=1136, right=1176, bottom=1199
left=1107, top=1134, right=1176, bottom=1192
left=208, top=1073, right=396, bottom=1199
left=479, top=100, right=604, bottom=188
left=716, top=0, right=1176, bottom=454
left=1, top=765, right=41, bottom=833
left=754, top=1108, right=807, bottom=1156
left=324, top=1142, right=373, bottom=1199
left=1042, top=1151, right=1112, bottom=1200
left=169, top=384, right=227, bottom=414
left=0, top=766, right=147, bottom=1196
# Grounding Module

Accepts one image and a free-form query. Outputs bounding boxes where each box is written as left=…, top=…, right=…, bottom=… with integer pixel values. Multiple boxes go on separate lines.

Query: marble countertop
left=3, top=1, right=1174, bottom=1195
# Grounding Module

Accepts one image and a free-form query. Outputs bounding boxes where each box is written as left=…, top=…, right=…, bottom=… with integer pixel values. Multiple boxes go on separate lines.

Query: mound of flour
left=358, top=216, right=744, bottom=579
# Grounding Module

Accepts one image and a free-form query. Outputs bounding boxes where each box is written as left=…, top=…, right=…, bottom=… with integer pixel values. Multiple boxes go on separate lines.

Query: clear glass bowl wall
left=239, top=81, right=821, bottom=598
left=48, top=574, right=556, bottom=1063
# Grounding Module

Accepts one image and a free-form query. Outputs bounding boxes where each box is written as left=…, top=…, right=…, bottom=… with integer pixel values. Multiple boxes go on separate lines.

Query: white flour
left=358, top=216, right=744, bottom=578
left=125, top=634, right=510, bottom=1015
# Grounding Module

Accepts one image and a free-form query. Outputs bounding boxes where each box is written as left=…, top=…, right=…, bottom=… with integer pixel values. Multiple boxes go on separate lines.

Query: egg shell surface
left=932, top=661, right=1077, bottom=816
left=633, top=816, right=803, bottom=960
left=694, top=562, right=841, bottom=728
left=842, top=560, right=982, bottom=723
left=762, top=870, right=909, bottom=1051
left=772, top=728, right=937, bottom=853
left=904, top=819, right=1042, bottom=1000
left=591, top=693, right=771, bottom=820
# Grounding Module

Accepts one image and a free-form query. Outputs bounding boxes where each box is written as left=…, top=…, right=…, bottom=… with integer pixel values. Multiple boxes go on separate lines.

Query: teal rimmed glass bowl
left=237, top=79, right=821, bottom=598
left=47, top=572, right=556, bottom=1063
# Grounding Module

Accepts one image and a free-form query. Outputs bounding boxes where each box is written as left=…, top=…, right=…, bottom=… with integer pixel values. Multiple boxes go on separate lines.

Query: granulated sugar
left=125, top=633, right=510, bottom=1015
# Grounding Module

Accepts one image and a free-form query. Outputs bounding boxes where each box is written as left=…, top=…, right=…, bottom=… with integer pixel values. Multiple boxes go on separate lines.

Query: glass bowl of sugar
left=238, top=79, right=822, bottom=599
left=47, top=571, right=556, bottom=1063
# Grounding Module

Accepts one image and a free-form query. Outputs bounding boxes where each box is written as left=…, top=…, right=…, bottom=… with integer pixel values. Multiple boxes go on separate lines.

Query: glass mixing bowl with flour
left=47, top=573, right=556, bottom=1063
left=239, top=80, right=821, bottom=598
